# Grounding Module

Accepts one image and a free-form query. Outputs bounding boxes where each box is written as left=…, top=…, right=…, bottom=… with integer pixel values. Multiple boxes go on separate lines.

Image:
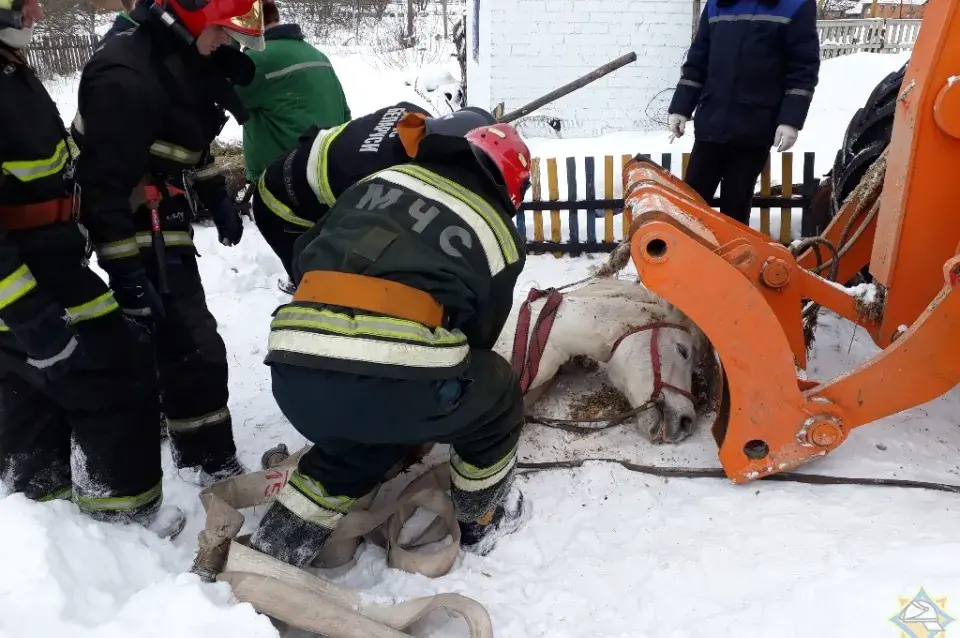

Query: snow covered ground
left=6, top=46, right=959, bottom=638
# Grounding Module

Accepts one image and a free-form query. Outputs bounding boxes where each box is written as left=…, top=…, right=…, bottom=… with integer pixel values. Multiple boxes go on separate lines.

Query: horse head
left=563, top=279, right=708, bottom=444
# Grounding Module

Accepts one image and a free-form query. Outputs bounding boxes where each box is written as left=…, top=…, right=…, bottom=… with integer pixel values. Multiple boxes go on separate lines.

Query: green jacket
left=234, top=24, right=351, bottom=182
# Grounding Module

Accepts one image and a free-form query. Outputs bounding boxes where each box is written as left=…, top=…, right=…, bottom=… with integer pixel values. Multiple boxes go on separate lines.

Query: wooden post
left=760, top=158, right=772, bottom=236
left=547, top=158, right=561, bottom=257
left=604, top=156, right=615, bottom=243
left=780, top=153, right=794, bottom=244
left=442, top=0, right=449, bottom=40
left=531, top=158, right=544, bottom=246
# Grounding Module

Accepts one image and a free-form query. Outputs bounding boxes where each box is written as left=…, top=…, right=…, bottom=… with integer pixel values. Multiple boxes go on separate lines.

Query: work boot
left=249, top=500, right=336, bottom=568
left=139, top=504, right=188, bottom=539
left=458, top=487, right=531, bottom=556
left=185, top=454, right=246, bottom=488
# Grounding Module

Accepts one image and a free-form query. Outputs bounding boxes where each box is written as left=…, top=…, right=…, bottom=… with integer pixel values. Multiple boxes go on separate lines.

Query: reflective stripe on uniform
left=450, top=445, right=518, bottom=493
left=0, top=264, right=37, bottom=311
left=0, top=140, right=70, bottom=182
left=194, top=163, right=221, bottom=181
left=786, top=88, right=814, bottom=98
left=370, top=165, right=521, bottom=276
left=38, top=485, right=73, bottom=503
left=166, top=407, right=230, bottom=433
left=277, top=475, right=352, bottom=528
left=0, top=291, right=120, bottom=332
left=269, top=305, right=469, bottom=369
left=135, top=230, right=193, bottom=248
left=150, top=141, right=202, bottom=164
left=96, top=231, right=193, bottom=261
left=264, top=60, right=332, bottom=80
left=678, top=79, right=702, bottom=88
left=72, top=114, right=201, bottom=165
left=708, top=13, right=791, bottom=23
left=73, top=481, right=162, bottom=513
left=258, top=174, right=312, bottom=228
left=95, top=237, right=140, bottom=261
left=305, top=124, right=347, bottom=207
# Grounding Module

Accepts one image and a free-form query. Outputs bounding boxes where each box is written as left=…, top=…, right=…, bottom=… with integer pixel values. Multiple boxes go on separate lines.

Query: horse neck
left=548, top=295, right=652, bottom=362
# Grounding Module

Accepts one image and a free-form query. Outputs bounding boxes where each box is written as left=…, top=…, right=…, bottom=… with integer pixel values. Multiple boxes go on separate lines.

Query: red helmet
left=465, top=123, right=532, bottom=210
left=167, top=0, right=265, bottom=51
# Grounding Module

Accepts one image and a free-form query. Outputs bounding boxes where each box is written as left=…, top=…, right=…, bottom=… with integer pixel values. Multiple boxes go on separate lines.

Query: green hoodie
left=234, top=24, right=351, bottom=182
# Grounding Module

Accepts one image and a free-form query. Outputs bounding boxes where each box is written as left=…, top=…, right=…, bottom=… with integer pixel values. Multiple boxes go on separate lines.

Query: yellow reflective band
left=392, top=164, right=520, bottom=267
left=271, top=305, right=465, bottom=346
left=194, top=163, right=221, bottom=181
left=150, top=140, right=202, bottom=164
left=258, top=175, right=312, bottom=228
left=277, top=482, right=349, bottom=529
left=166, top=407, right=230, bottom=433
left=96, top=237, right=140, bottom=261
left=288, top=470, right=355, bottom=514
left=0, top=264, right=37, bottom=311
left=450, top=445, right=518, bottom=492
left=134, top=230, right=194, bottom=248
left=38, top=485, right=73, bottom=503
left=1, top=140, right=70, bottom=183
left=0, top=292, right=119, bottom=332
left=306, top=124, right=347, bottom=207
left=73, top=481, right=162, bottom=513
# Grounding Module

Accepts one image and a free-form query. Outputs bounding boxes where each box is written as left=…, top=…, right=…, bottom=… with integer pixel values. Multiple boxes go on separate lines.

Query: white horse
left=494, top=277, right=707, bottom=444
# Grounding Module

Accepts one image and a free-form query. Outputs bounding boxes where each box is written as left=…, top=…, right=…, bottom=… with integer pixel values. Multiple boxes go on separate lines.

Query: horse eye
left=676, top=343, right=690, bottom=360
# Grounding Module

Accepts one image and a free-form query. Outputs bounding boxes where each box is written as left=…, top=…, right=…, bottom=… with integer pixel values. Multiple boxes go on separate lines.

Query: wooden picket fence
left=24, top=34, right=99, bottom=79
left=517, top=151, right=819, bottom=256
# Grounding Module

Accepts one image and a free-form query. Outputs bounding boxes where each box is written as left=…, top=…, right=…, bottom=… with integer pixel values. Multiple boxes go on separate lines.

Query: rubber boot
left=459, top=487, right=531, bottom=556
left=249, top=500, right=337, bottom=568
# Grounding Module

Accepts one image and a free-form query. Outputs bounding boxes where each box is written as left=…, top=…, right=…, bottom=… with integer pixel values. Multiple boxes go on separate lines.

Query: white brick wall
left=467, top=0, right=694, bottom=138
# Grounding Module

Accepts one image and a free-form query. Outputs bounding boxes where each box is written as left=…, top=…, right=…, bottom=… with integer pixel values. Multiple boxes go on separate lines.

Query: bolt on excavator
left=624, top=0, right=960, bottom=484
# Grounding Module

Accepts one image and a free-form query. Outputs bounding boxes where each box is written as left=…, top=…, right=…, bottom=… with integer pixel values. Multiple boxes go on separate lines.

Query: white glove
left=774, top=125, right=799, bottom=152
left=668, top=113, right=688, bottom=140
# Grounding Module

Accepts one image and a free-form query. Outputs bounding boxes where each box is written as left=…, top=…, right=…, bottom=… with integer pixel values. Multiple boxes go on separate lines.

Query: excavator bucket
left=622, top=0, right=960, bottom=484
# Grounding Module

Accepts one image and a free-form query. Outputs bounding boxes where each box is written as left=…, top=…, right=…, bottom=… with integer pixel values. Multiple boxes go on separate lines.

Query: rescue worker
left=0, top=0, right=182, bottom=536
left=71, top=0, right=263, bottom=486
left=249, top=120, right=533, bottom=567
left=252, top=102, right=498, bottom=283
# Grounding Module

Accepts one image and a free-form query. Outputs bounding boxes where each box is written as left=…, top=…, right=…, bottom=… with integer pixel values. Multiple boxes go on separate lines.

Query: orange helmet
left=465, top=123, right=532, bottom=210
left=166, top=0, right=265, bottom=51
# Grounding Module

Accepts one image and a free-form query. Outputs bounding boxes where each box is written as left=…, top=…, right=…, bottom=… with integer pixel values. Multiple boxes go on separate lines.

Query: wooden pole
left=442, top=0, right=449, bottom=39
left=498, top=52, right=638, bottom=123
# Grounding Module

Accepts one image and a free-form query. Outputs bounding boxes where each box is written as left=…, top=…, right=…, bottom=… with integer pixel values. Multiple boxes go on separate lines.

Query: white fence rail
left=817, top=18, right=922, bottom=59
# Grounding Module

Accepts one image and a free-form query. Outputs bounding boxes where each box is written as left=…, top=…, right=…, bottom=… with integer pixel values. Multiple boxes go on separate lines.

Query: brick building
left=464, top=0, right=694, bottom=137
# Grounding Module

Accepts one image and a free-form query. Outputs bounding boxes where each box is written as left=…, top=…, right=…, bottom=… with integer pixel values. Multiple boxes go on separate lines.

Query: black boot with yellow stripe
left=450, top=446, right=531, bottom=556
left=249, top=469, right=354, bottom=568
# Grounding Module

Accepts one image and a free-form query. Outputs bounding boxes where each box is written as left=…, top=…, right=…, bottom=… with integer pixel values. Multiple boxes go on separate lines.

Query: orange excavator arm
left=625, top=0, right=960, bottom=483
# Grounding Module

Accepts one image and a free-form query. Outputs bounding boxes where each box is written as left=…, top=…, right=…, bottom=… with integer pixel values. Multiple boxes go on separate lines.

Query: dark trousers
left=252, top=190, right=304, bottom=281
left=0, top=265, right=162, bottom=516
left=683, top=140, right=770, bottom=226
left=270, top=350, right=524, bottom=516
left=143, top=251, right=236, bottom=472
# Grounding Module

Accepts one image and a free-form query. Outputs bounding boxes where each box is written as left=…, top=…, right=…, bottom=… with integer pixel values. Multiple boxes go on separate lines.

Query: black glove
left=110, top=269, right=165, bottom=335
left=210, top=196, right=244, bottom=247
left=12, top=303, right=80, bottom=381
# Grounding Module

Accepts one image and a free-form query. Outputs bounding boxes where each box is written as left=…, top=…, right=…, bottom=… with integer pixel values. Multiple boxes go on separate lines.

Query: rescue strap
left=511, top=286, right=564, bottom=393
left=293, top=271, right=445, bottom=329
left=190, top=447, right=495, bottom=638
left=0, top=196, right=73, bottom=231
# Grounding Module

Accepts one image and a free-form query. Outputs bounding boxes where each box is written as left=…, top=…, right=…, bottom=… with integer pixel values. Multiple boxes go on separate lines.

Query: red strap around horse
left=511, top=287, right=565, bottom=394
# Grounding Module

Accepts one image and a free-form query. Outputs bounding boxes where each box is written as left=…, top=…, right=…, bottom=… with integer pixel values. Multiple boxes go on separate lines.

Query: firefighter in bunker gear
left=0, top=0, right=183, bottom=537
left=252, top=102, right=498, bottom=281
left=71, top=0, right=264, bottom=486
left=250, top=122, right=534, bottom=566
